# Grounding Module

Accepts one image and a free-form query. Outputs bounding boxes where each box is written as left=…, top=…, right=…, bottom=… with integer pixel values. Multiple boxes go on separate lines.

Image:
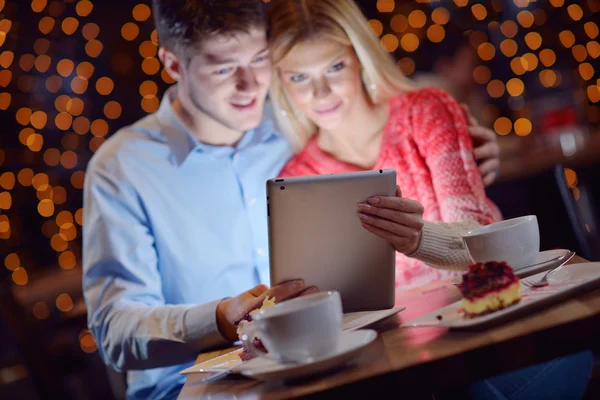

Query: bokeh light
left=477, top=42, right=496, bottom=61
left=376, top=0, right=395, bottom=13
left=121, top=22, right=140, bottom=41
left=389, top=15, right=407, bottom=34
left=539, top=49, right=556, bottom=67
left=400, top=33, right=419, bottom=53
left=517, top=11, right=534, bottom=28
left=487, top=79, right=505, bottom=98
left=525, top=32, right=542, bottom=50
left=408, top=10, right=426, bottom=29
left=380, top=34, right=399, bottom=53
left=500, top=21, right=518, bottom=38
left=500, top=39, right=518, bottom=57
left=559, top=30, right=576, bottom=48
left=368, top=20, right=383, bottom=37
left=56, top=293, right=74, bottom=312
left=431, top=8, right=450, bottom=25
left=494, top=117, right=512, bottom=135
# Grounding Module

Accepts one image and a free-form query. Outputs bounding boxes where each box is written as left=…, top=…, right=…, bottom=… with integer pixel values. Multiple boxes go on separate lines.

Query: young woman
left=269, top=0, right=501, bottom=289
left=267, top=1, right=593, bottom=399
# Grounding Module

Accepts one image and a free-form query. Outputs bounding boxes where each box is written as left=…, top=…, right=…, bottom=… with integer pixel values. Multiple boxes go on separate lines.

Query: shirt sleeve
left=82, top=157, right=230, bottom=372
left=406, top=88, right=502, bottom=270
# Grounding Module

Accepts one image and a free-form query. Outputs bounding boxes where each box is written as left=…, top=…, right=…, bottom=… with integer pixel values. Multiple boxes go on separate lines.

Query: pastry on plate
left=235, top=296, right=276, bottom=361
left=458, top=262, right=521, bottom=318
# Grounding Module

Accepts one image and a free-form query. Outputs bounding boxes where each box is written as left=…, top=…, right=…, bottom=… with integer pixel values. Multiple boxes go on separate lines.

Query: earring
left=362, top=68, right=378, bottom=100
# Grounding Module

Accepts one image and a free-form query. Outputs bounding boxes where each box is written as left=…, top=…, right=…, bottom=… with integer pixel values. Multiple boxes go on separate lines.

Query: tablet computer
left=267, top=169, right=397, bottom=312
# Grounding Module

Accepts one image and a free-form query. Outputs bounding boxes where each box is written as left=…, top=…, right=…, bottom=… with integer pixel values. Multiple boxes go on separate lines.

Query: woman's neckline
left=310, top=97, right=397, bottom=171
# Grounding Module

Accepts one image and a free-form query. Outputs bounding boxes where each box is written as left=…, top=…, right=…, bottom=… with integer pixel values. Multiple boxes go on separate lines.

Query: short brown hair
left=152, top=0, right=267, bottom=57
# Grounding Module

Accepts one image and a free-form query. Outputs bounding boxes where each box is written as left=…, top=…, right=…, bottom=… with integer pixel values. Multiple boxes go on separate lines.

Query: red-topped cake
left=458, top=262, right=521, bottom=318
left=235, top=296, right=276, bottom=361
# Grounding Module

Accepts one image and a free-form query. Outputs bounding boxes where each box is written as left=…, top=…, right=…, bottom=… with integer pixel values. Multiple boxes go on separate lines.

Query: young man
left=82, top=1, right=501, bottom=399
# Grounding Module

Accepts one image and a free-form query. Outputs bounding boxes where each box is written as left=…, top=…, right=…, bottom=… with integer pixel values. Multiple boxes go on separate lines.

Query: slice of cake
left=458, top=262, right=521, bottom=318
left=235, top=296, right=276, bottom=361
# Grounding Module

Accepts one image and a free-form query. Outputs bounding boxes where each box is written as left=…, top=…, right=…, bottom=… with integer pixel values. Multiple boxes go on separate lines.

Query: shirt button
left=256, top=248, right=265, bottom=256
left=248, top=198, right=256, bottom=207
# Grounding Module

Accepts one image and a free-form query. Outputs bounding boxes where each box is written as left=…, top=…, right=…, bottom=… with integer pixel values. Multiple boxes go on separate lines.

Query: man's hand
left=216, top=280, right=318, bottom=342
left=463, top=104, right=500, bottom=187
left=357, top=186, right=425, bottom=255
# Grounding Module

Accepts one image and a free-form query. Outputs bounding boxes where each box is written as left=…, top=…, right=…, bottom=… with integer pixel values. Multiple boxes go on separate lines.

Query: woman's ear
left=158, top=47, right=182, bottom=82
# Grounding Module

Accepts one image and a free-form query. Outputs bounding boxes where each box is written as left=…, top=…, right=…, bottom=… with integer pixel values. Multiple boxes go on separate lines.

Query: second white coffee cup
left=461, top=215, right=540, bottom=269
left=242, top=291, right=343, bottom=363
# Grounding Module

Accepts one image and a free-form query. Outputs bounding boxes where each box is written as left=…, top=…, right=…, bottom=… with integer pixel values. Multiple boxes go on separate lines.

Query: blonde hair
left=268, top=0, right=414, bottom=151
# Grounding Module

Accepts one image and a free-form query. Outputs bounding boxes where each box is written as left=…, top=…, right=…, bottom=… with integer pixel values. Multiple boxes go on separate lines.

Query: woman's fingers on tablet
left=365, top=196, right=424, bottom=214
left=360, top=221, right=421, bottom=254
left=358, top=213, right=413, bottom=235
left=358, top=193, right=425, bottom=254
left=357, top=205, right=424, bottom=229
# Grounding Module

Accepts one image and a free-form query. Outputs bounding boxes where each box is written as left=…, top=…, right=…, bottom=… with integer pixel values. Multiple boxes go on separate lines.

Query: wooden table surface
left=179, top=256, right=600, bottom=399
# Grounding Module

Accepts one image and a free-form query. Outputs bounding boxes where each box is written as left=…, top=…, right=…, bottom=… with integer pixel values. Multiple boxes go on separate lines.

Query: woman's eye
left=290, top=74, right=307, bottom=83
left=215, top=67, right=234, bottom=76
left=254, top=55, right=267, bottom=63
left=329, top=62, right=345, bottom=72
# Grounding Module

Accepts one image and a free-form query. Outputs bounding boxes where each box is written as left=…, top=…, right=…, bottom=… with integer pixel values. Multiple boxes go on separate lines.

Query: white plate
left=341, top=306, right=405, bottom=331
left=180, top=307, right=404, bottom=375
left=452, top=249, right=572, bottom=286
left=514, top=249, right=572, bottom=277
left=238, top=329, right=377, bottom=381
left=403, top=262, right=600, bottom=329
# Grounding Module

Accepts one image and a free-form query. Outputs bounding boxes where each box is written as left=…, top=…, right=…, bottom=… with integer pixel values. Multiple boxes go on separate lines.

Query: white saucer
left=237, top=329, right=377, bottom=382
left=179, top=309, right=402, bottom=376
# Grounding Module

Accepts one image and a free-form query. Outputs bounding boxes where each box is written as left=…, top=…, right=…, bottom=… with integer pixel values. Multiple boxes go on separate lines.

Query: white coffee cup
left=461, top=215, right=540, bottom=270
left=241, top=291, right=343, bottom=363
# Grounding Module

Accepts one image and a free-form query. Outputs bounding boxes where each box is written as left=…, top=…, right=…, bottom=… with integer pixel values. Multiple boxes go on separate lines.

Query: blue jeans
left=440, top=351, right=594, bottom=400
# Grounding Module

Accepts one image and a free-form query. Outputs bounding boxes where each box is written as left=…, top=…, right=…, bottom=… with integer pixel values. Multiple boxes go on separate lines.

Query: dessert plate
left=180, top=307, right=404, bottom=375
left=402, top=262, right=600, bottom=329
left=452, top=249, right=573, bottom=286
left=513, top=249, right=573, bottom=277
left=238, top=329, right=377, bottom=382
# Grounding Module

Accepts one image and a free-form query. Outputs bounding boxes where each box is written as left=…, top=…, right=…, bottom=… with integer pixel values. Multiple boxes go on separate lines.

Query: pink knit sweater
left=280, top=88, right=502, bottom=289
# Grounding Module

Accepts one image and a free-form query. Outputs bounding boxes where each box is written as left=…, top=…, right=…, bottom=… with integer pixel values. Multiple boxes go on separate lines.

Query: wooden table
left=179, top=256, right=600, bottom=399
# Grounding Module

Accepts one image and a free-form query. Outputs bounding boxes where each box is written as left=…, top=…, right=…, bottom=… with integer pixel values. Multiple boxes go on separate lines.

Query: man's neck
left=171, top=92, right=245, bottom=147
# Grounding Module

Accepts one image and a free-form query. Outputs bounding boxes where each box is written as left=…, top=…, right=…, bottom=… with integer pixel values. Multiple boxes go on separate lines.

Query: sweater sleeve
left=406, top=88, right=502, bottom=270
left=408, top=221, right=476, bottom=270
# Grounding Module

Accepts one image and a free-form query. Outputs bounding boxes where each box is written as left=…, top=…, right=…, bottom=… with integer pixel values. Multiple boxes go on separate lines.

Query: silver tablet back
left=267, top=169, right=396, bottom=312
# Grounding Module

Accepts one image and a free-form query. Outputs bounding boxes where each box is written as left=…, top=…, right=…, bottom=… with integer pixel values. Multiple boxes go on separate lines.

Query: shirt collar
left=156, top=86, right=282, bottom=166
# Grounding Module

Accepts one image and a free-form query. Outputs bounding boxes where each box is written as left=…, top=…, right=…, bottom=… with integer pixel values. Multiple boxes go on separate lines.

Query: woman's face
left=277, top=38, right=366, bottom=132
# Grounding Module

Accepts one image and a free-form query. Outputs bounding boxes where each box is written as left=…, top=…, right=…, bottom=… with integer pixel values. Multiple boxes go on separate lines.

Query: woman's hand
left=356, top=186, right=425, bottom=255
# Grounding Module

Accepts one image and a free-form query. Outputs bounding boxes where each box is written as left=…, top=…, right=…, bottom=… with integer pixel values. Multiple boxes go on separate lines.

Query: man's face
left=166, top=27, right=271, bottom=134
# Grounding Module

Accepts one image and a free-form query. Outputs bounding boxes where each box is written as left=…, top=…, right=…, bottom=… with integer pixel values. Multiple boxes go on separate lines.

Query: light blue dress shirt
left=82, top=87, right=292, bottom=400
